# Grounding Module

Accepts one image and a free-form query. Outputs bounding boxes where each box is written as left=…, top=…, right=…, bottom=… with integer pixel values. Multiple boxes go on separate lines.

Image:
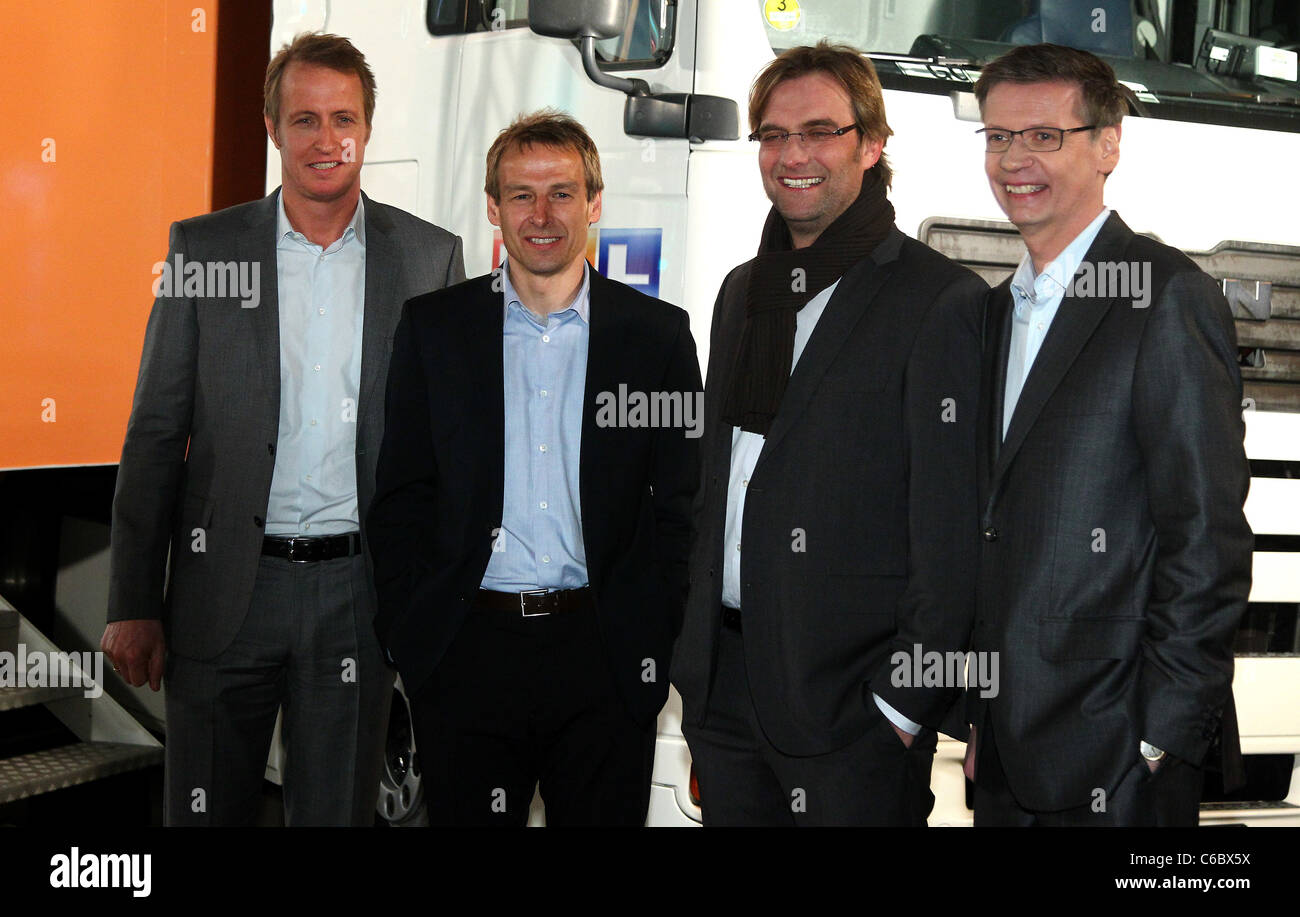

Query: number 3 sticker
left=764, top=0, right=801, bottom=31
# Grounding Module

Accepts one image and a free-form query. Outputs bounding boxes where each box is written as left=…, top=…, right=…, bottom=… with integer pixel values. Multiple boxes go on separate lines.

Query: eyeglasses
left=976, top=125, right=1096, bottom=152
left=748, top=124, right=859, bottom=146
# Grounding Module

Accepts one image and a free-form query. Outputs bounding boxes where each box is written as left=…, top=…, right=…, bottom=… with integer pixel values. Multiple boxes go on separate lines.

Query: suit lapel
left=580, top=270, right=630, bottom=511
left=978, top=282, right=1013, bottom=498
left=991, top=213, right=1133, bottom=486
left=359, top=194, right=399, bottom=455
left=241, top=192, right=281, bottom=416
left=753, top=228, right=902, bottom=472
left=463, top=273, right=507, bottom=526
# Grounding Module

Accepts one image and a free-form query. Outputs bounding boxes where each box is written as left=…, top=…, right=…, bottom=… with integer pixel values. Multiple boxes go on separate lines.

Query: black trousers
left=683, top=624, right=936, bottom=826
left=973, top=717, right=1204, bottom=826
left=408, top=594, right=655, bottom=826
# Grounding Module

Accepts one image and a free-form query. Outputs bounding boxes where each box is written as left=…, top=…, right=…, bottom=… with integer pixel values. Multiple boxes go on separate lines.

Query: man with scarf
left=671, top=42, right=988, bottom=825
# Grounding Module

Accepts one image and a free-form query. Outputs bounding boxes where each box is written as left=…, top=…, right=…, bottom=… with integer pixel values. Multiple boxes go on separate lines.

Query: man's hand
left=101, top=620, right=165, bottom=691
left=889, top=721, right=915, bottom=749
left=963, top=724, right=977, bottom=782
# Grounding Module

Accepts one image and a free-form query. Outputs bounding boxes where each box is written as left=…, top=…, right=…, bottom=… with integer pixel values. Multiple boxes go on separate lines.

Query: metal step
left=0, top=742, right=163, bottom=805
left=0, top=684, right=85, bottom=712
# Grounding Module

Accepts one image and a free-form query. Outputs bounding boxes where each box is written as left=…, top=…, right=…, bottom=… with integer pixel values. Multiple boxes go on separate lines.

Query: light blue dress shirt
left=480, top=260, right=591, bottom=592
left=265, top=193, right=366, bottom=536
left=1002, top=207, right=1111, bottom=439
left=720, top=278, right=918, bottom=735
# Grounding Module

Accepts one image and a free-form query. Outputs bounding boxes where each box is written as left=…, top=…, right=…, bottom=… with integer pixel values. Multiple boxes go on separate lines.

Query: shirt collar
left=1010, top=207, right=1111, bottom=307
left=500, top=256, right=591, bottom=326
left=276, top=190, right=366, bottom=250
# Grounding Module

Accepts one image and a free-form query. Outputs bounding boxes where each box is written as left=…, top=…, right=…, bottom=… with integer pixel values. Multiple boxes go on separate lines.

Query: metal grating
left=919, top=217, right=1300, bottom=412
left=0, top=742, right=163, bottom=805
left=0, top=684, right=84, bottom=712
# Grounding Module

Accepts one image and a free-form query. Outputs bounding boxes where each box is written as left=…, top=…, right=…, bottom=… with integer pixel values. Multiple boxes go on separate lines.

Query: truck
left=2, top=0, right=1296, bottom=827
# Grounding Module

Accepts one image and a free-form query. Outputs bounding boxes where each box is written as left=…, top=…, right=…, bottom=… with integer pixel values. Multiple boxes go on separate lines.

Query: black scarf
left=721, top=168, right=894, bottom=436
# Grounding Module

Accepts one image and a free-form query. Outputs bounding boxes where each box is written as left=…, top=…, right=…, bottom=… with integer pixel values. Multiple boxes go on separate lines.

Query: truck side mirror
left=528, top=0, right=627, bottom=41
left=529, top=0, right=738, bottom=142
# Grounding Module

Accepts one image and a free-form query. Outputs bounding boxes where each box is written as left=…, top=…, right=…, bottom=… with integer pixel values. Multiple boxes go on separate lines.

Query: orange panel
left=1, top=1, right=218, bottom=469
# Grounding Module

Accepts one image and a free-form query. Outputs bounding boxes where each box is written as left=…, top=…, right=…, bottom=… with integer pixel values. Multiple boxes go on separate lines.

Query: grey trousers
left=163, top=552, right=393, bottom=826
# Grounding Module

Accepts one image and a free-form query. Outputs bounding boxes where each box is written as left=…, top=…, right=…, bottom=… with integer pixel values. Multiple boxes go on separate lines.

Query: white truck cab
left=267, top=0, right=1300, bottom=826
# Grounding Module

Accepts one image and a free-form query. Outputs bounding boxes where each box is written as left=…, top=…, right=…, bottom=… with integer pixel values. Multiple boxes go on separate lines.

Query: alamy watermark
left=151, top=254, right=261, bottom=308
left=0, top=644, right=103, bottom=698
left=890, top=643, right=999, bottom=699
left=594, top=384, right=704, bottom=439
left=1068, top=260, right=1151, bottom=308
left=49, top=847, right=150, bottom=897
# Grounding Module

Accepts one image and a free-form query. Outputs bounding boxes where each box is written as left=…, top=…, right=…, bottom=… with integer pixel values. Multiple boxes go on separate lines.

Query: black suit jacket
left=969, top=212, right=1252, bottom=811
left=367, top=269, right=702, bottom=726
left=672, top=228, right=987, bottom=756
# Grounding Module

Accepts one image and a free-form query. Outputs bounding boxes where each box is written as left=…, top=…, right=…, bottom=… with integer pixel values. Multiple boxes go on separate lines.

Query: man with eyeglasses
left=964, top=43, right=1251, bottom=826
left=671, top=41, right=987, bottom=825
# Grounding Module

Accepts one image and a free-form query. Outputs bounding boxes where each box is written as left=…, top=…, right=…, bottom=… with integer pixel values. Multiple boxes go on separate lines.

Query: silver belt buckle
left=286, top=536, right=312, bottom=564
left=519, top=589, right=550, bottom=617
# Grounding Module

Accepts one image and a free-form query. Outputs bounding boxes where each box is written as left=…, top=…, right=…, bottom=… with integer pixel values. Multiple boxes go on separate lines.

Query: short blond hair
left=264, top=32, right=376, bottom=130
left=484, top=110, right=604, bottom=202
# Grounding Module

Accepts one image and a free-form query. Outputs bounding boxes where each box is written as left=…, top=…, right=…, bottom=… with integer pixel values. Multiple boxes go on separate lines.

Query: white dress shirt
left=1002, top=208, right=1111, bottom=439
left=265, top=194, right=366, bottom=536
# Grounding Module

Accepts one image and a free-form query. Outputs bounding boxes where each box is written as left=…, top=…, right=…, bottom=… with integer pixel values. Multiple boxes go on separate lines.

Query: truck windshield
left=759, top=0, right=1300, bottom=130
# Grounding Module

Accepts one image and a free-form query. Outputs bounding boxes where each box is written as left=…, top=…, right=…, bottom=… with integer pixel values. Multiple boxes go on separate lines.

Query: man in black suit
left=964, top=43, right=1252, bottom=826
left=368, top=111, right=701, bottom=826
left=671, top=42, right=987, bottom=826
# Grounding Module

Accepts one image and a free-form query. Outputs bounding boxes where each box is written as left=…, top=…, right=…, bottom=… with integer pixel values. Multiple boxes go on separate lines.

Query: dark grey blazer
left=968, top=212, right=1252, bottom=811
left=107, top=190, right=465, bottom=659
left=672, top=227, right=988, bottom=756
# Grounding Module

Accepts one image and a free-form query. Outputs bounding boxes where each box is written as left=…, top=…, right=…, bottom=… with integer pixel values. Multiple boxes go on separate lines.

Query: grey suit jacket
left=968, top=212, right=1252, bottom=810
left=107, top=190, right=465, bottom=659
left=672, top=228, right=987, bottom=756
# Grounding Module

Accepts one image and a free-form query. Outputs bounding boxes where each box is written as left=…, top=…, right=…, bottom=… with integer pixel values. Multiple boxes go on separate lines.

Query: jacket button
left=268, top=443, right=275, bottom=456
left=983, top=526, right=998, bottom=542
left=254, top=515, right=264, bottom=528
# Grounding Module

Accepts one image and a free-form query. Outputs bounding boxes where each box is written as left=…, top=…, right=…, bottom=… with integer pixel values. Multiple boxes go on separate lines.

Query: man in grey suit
left=671, top=42, right=986, bottom=825
left=964, top=44, right=1251, bottom=826
left=100, top=32, right=464, bottom=825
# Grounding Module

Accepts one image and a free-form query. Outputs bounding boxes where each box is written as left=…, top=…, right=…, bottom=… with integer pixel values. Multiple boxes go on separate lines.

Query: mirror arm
left=577, top=35, right=651, bottom=96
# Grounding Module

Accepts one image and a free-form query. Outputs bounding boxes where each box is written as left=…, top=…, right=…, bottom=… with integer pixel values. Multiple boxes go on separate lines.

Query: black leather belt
left=721, top=605, right=742, bottom=633
left=476, top=587, right=592, bottom=617
left=262, top=533, right=362, bottom=563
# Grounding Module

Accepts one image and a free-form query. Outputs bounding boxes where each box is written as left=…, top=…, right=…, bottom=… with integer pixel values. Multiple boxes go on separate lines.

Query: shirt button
left=304, top=523, right=312, bottom=530
left=310, top=419, right=318, bottom=426
left=742, top=479, right=749, bottom=487
left=313, top=363, right=321, bottom=372
left=540, top=501, right=548, bottom=510
left=736, top=542, right=741, bottom=551
left=539, top=444, right=548, bottom=453
left=318, top=307, right=326, bottom=315
left=542, top=334, right=550, bottom=343
left=540, top=390, right=548, bottom=397
left=542, top=555, right=551, bottom=564
left=306, top=474, right=312, bottom=481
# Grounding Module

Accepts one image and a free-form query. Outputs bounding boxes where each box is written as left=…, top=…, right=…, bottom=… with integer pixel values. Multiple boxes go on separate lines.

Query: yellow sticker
left=764, top=0, right=801, bottom=31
